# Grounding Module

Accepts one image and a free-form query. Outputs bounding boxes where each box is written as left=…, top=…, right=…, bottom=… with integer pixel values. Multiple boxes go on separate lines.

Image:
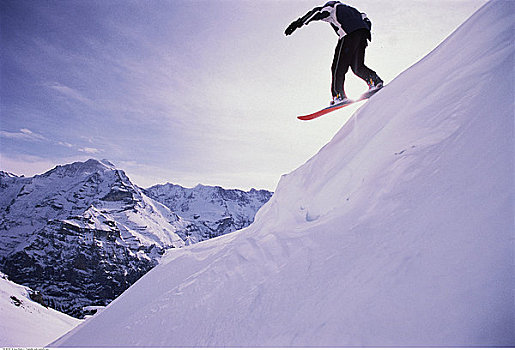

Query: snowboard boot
left=367, top=74, right=384, bottom=93
left=361, top=74, right=384, bottom=99
left=330, top=93, right=352, bottom=106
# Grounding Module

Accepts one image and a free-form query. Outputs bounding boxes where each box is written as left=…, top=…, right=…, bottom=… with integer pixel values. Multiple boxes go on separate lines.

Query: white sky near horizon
left=0, top=0, right=488, bottom=191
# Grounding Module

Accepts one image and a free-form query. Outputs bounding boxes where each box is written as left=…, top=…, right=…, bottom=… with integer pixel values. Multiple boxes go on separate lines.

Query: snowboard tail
left=297, top=99, right=355, bottom=121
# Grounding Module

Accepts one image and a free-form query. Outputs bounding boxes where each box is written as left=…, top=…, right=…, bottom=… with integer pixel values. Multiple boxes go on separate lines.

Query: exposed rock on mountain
left=0, top=159, right=271, bottom=318
left=144, top=183, right=272, bottom=243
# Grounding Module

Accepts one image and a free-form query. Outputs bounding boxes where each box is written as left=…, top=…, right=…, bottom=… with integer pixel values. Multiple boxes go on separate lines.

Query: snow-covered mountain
left=0, top=159, right=271, bottom=319
left=144, top=183, right=272, bottom=243
left=53, top=1, right=514, bottom=347
left=0, top=159, right=187, bottom=317
left=0, top=273, right=80, bottom=347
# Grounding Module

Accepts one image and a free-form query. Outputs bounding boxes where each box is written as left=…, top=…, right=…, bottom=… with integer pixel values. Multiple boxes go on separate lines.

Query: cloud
left=0, top=128, right=48, bottom=142
left=58, top=141, right=74, bottom=148
left=0, top=128, right=100, bottom=156
left=46, top=82, right=94, bottom=106
left=78, top=147, right=100, bottom=154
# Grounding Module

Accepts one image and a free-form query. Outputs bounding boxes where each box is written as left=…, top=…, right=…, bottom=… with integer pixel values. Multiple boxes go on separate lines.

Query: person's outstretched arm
left=284, top=5, right=332, bottom=36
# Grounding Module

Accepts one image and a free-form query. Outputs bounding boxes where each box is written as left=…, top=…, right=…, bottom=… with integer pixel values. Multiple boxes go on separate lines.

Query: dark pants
left=331, top=29, right=377, bottom=97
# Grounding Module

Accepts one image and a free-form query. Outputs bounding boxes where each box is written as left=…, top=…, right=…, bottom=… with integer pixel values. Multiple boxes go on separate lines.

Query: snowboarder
left=285, top=1, right=383, bottom=105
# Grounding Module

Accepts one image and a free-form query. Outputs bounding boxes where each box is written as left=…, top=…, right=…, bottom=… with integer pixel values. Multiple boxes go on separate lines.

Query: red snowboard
left=297, top=87, right=382, bottom=121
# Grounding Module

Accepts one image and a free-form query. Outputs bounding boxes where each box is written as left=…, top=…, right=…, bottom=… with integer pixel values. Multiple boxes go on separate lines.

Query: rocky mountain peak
left=38, top=159, right=115, bottom=180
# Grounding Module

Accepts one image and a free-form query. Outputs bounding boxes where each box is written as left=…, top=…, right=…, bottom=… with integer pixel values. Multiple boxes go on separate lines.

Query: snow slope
left=53, top=1, right=514, bottom=347
left=0, top=274, right=80, bottom=347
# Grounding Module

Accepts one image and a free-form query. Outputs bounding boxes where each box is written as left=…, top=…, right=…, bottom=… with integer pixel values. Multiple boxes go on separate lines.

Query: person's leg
left=331, top=38, right=350, bottom=98
left=351, top=30, right=382, bottom=87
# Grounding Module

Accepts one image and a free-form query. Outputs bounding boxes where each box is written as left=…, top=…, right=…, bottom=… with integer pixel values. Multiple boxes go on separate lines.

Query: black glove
left=363, top=17, right=372, bottom=31
left=285, top=18, right=303, bottom=36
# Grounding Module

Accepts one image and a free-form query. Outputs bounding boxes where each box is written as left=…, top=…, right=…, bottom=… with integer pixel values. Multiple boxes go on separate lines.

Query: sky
left=0, top=0, right=488, bottom=191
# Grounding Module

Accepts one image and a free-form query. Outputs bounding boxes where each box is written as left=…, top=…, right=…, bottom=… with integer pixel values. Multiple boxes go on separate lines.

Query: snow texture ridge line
left=53, top=1, right=514, bottom=347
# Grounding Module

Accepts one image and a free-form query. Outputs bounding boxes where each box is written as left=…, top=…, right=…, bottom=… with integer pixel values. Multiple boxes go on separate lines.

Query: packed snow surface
left=53, top=1, right=514, bottom=347
left=0, top=274, right=80, bottom=347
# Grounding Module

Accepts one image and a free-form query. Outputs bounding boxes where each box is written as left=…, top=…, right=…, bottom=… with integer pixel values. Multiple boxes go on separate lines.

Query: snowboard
left=297, top=87, right=383, bottom=121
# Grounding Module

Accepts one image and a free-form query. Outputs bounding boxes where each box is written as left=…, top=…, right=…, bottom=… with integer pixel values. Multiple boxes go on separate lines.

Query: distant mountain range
left=0, top=159, right=272, bottom=318
left=144, top=182, right=273, bottom=243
